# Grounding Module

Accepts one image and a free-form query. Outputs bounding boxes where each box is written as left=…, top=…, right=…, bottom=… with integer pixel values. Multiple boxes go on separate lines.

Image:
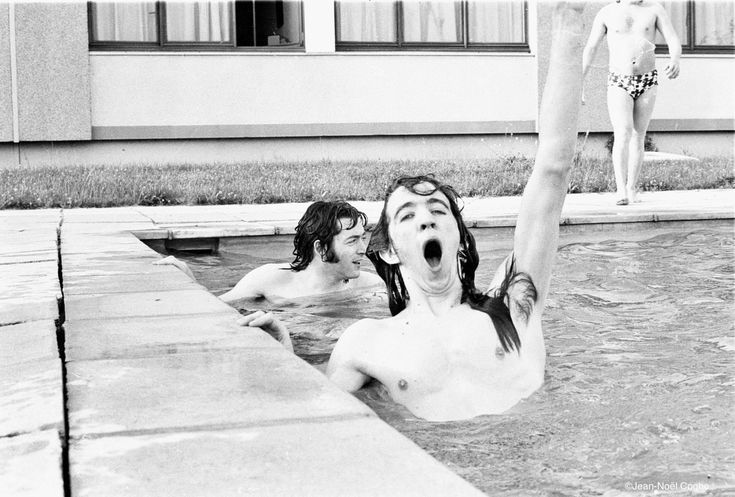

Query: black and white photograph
left=1, top=0, right=733, bottom=495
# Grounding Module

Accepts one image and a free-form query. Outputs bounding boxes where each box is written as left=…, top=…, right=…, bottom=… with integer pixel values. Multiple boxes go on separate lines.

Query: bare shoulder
left=354, top=271, right=384, bottom=289
left=646, top=1, right=667, bottom=16
left=236, top=263, right=295, bottom=289
left=220, top=262, right=292, bottom=302
left=597, top=2, right=616, bottom=19
left=327, top=317, right=386, bottom=377
left=335, top=317, right=384, bottom=347
left=252, top=263, right=294, bottom=281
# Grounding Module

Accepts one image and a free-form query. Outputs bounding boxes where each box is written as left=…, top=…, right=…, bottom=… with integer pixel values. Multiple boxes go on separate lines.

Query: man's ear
left=314, top=240, right=327, bottom=260
left=378, top=246, right=400, bottom=265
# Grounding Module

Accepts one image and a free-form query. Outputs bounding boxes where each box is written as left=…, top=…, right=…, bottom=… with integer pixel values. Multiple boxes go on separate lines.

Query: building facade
left=0, top=0, right=733, bottom=167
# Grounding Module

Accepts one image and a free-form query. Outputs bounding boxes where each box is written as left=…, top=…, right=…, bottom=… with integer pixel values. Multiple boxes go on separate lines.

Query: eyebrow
left=427, top=198, right=450, bottom=210
left=394, top=201, right=416, bottom=220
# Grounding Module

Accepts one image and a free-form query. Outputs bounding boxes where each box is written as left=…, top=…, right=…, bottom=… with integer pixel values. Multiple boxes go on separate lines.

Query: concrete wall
left=89, top=52, right=538, bottom=139
left=1, top=131, right=732, bottom=169
left=13, top=2, right=91, bottom=141
left=0, top=3, right=13, bottom=142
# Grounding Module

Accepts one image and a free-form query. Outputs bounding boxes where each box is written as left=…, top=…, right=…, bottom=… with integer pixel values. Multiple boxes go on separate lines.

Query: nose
left=417, top=208, right=437, bottom=231
left=356, top=237, right=367, bottom=255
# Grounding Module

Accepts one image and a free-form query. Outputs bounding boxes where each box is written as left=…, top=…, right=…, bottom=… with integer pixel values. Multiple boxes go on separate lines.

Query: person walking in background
left=583, top=0, right=681, bottom=205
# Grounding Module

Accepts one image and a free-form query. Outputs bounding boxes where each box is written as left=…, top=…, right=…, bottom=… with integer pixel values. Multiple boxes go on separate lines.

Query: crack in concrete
left=55, top=210, right=72, bottom=497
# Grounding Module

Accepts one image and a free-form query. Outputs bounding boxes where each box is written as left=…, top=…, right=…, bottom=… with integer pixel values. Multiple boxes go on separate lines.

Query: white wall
left=89, top=53, right=537, bottom=132
left=653, top=55, right=735, bottom=121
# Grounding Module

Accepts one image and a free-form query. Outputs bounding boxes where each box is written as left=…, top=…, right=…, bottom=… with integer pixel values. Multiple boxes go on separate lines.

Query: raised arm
left=512, top=3, right=585, bottom=312
left=654, top=2, right=681, bottom=79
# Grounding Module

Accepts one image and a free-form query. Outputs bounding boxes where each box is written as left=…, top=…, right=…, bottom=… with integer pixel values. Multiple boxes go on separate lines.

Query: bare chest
left=364, top=309, right=545, bottom=419
left=607, top=9, right=657, bottom=40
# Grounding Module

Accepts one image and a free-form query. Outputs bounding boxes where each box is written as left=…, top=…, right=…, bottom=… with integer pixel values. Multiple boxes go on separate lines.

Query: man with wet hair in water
left=583, top=0, right=681, bottom=205
left=163, top=201, right=382, bottom=351
left=220, top=200, right=382, bottom=303
left=324, top=2, right=587, bottom=421
left=227, top=200, right=382, bottom=350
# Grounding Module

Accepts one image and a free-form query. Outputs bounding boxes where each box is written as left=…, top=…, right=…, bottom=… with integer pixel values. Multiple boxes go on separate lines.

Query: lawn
left=1, top=155, right=732, bottom=209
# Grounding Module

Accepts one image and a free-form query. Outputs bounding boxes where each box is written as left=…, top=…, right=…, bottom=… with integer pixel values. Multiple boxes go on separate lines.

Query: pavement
left=1, top=188, right=733, bottom=497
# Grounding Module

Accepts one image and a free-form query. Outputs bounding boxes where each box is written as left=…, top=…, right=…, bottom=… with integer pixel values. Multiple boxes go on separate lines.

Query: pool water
left=175, top=220, right=735, bottom=496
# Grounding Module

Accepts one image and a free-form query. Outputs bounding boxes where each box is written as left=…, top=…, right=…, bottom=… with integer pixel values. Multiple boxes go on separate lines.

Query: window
left=656, top=1, right=734, bottom=53
left=335, top=0, right=528, bottom=51
left=89, top=1, right=303, bottom=50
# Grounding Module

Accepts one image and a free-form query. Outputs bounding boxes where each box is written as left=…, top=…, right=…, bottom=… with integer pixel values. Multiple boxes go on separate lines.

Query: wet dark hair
left=290, top=200, right=367, bottom=272
left=366, top=175, right=537, bottom=353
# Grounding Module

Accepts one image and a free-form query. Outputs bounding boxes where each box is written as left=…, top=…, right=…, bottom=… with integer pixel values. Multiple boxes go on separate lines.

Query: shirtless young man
left=220, top=200, right=382, bottom=303
left=325, top=2, right=586, bottom=422
left=161, top=201, right=382, bottom=351
left=583, top=0, right=681, bottom=205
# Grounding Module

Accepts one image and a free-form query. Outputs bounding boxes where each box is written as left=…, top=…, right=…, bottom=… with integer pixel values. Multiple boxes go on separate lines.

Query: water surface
left=177, top=220, right=734, bottom=496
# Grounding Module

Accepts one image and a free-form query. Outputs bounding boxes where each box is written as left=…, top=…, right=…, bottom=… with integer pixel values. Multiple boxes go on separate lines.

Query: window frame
left=334, top=0, right=530, bottom=53
left=88, top=1, right=305, bottom=51
left=656, top=0, right=734, bottom=55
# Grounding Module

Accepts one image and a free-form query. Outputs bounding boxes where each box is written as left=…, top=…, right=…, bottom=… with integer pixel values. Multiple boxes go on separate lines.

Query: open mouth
left=423, top=239, right=443, bottom=269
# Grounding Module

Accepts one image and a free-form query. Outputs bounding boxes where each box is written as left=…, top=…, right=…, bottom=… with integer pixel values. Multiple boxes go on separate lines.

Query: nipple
left=495, top=346, right=506, bottom=359
left=398, top=379, right=408, bottom=390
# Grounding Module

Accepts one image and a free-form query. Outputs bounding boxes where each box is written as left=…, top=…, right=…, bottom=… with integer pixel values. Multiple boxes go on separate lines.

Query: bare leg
left=607, top=86, right=635, bottom=204
left=628, top=86, right=658, bottom=202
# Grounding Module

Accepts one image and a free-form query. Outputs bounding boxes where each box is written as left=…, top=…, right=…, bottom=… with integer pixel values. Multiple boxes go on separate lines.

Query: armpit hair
left=493, top=256, right=538, bottom=324
left=466, top=255, right=537, bottom=353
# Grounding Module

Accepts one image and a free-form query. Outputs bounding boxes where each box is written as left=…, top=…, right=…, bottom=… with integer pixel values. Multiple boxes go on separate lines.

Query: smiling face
left=321, top=217, right=369, bottom=280
left=383, top=183, right=461, bottom=291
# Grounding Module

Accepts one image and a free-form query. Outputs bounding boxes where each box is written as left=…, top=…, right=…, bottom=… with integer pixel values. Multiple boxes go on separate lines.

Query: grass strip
left=1, top=155, right=732, bottom=209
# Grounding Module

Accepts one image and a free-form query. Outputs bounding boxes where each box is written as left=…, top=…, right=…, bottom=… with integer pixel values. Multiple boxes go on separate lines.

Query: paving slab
left=62, top=269, right=203, bottom=296
left=0, top=249, right=57, bottom=265
left=62, top=207, right=152, bottom=224
left=0, top=429, right=65, bottom=497
left=0, top=231, right=58, bottom=252
left=64, top=289, right=234, bottom=320
left=60, top=234, right=152, bottom=255
left=0, top=320, right=58, bottom=366
left=66, top=347, right=374, bottom=438
left=61, top=250, right=161, bottom=267
left=0, top=358, right=64, bottom=437
left=132, top=206, right=244, bottom=224
left=64, top=312, right=277, bottom=361
left=0, top=209, right=61, bottom=225
left=60, top=222, right=156, bottom=235
left=61, top=259, right=191, bottom=280
left=164, top=222, right=278, bottom=238
left=0, top=261, right=60, bottom=325
left=70, top=417, right=484, bottom=497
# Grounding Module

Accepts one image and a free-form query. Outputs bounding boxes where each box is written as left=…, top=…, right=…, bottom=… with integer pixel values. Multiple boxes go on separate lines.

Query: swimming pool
left=173, top=220, right=734, bottom=496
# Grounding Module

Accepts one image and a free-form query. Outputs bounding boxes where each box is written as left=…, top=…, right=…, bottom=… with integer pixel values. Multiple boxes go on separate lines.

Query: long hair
left=290, top=201, right=367, bottom=271
left=366, top=175, right=537, bottom=353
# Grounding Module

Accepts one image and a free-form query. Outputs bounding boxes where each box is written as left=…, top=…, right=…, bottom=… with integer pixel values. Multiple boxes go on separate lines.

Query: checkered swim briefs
left=608, top=70, right=658, bottom=100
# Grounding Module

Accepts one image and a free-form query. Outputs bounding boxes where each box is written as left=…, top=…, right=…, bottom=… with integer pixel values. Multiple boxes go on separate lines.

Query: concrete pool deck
left=1, top=188, right=733, bottom=496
